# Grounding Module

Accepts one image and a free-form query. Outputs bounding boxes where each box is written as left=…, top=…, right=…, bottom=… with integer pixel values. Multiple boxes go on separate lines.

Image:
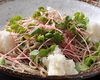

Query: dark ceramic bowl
left=0, top=0, right=100, bottom=80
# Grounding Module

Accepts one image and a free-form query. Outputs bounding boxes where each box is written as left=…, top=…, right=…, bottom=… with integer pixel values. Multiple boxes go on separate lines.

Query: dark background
left=0, top=71, right=100, bottom=80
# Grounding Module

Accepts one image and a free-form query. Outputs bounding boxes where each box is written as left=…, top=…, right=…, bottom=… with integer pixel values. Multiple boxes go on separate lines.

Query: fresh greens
left=37, top=35, right=45, bottom=42
left=29, top=27, right=41, bottom=36
left=84, top=56, right=96, bottom=66
left=29, top=50, right=39, bottom=60
left=39, top=45, right=56, bottom=57
left=53, top=32, right=63, bottom=45
left=75, top=62, right=89, bottom=72
left=10, top=15, right=22, bottom=25
left=95, top=46, right=100, bottom=56
left=7, top=24, right=26, bottom=34
left=32, top=11, right=41, bottom=19
left=0, top=57, right=5, bottom=65
left=34, top=55, right=39, bottom=65
left=73, top=12, right=89, bottom=30
left=39, top=17, right=48, bottom=22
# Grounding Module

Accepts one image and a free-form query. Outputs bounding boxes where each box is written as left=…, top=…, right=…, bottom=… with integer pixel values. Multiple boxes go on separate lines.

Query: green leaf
left=24, top=34, right=31, bottom=39
left=34, top=55, right=38, bottom=65
left=96, top=42, right=100, bottom=47
left=45, top=33, right=53, bottom=38
left=39, top=45, right=56, bottom=57
left=29, top=28, right=41, bottom=36
left=68, top=24, right=76, bottom=32
left=10, top=24, right=25, bottom=33
left=45, top=13, right=49, bottom=17
left=95, top=46, right=100, bottom=56
left=53, top=32, right=63, bottom=45
left=0, top=57, right=5, bottom=65
left=75, top=62, right=89, bottom=72
left=85, top=36, right=90, bottom=41
left=6, top=29, right=12, bottom=32
left=84, top=56, right=96, bottom=66
left=84, top=17, right=89, bottom=25
left=27, top=24, right=35, bottom=29
left=74, top=12, right=85, bottom=20
left=39, top=49, right=49, bottom=57
left=39, top=17, right=48, bottom=22
left=10, top=15, right=22, bottom=25
left=38, top=7, right=44, bottom=10
left=29, top=50, right=39, bottom=60
left=32, top=11, right=41, bottom=19
left=19, top=43, right=25, bottom=50
left=65, top=16, right=72, bottom=24
left=50, top=45, right=56, bottom=51
left=37, top=35, right=45, bottom=42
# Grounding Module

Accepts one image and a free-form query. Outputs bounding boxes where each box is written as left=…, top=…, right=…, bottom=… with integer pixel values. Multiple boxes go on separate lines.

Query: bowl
left=0, top=0, right=100, bottom=80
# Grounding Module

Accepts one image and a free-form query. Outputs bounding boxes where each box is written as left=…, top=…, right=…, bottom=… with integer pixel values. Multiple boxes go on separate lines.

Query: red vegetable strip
left=63, top=35, right=76, bottom=51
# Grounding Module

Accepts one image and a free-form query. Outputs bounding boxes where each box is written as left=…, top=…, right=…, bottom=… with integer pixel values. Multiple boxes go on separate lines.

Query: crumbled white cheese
left=87, top=21, right=100, bottom=42
left=42, top=46, right=78, bottom=76
left=0, top=31, right=15, bottom=53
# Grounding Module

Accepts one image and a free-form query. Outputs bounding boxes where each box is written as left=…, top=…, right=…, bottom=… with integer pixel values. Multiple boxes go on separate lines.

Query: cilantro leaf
left=75, top=62, right=89, bottom=72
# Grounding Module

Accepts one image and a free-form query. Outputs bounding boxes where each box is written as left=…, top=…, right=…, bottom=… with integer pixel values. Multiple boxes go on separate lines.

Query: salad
left=0, top=7, right=99, bottom=77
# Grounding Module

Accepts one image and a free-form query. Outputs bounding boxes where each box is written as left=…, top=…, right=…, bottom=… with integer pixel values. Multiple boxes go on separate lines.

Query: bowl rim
left=0, top=65, right=100, bottom=80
